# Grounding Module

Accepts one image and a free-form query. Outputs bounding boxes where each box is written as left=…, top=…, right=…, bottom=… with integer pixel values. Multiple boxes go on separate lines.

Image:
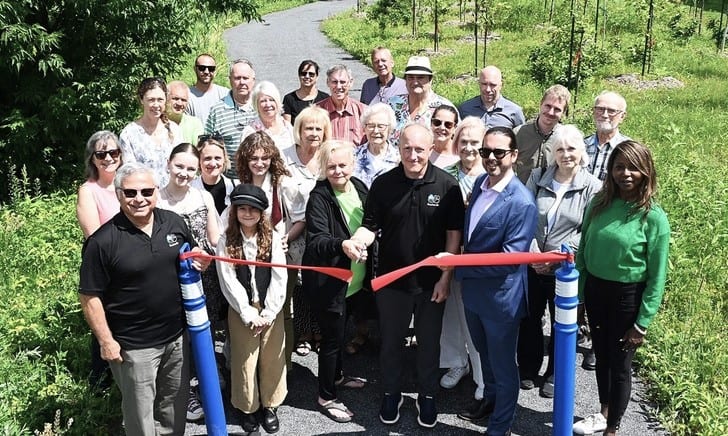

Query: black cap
left=230, top=184, right=269, bottom=211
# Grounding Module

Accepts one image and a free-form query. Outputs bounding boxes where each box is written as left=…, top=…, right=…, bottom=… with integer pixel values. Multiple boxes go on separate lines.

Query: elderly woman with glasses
left=352, top=103, right=400, bottom=188
left=516, top=125, right=602, bottom=398
left=241, top=81, right=295, bottom=151
left=388, top=56, right=457, bottom=146
left=283, top=60, right=330, bottom=125
left=438, top=117, right=487, bottom=400
left=429, top=104, right=461, bottom=169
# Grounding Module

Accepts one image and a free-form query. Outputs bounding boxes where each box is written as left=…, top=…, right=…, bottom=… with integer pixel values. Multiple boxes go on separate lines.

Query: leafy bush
left=528, top=25, right=619, bottom=87
left=668, top=12, right=699, bottom=39
left=368, top=0, right=414, bottom=30
left=706, top=18, right=728, bottom=49
left=0, top=0, right=260, bottom=203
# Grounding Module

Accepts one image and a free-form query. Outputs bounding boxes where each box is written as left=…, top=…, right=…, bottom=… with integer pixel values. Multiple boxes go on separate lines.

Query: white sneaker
left=186, top=388, right=205, bottom=421
left=474, top=385, right=484, bottom=400
left=573, top=413, right=607, bottom=435
left=440, top=364, right=470, bottom=389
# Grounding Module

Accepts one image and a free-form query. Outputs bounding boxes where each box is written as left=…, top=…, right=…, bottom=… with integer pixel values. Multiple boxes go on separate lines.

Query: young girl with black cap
left=216, top=183, right=287, bottom=434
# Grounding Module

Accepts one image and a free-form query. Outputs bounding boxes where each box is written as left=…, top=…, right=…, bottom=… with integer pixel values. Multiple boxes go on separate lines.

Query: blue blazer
left=456, top=173, right=538, bottom=323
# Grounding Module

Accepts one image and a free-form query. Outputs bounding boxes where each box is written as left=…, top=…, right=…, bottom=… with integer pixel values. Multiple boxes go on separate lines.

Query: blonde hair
left=316, top=140, right=356, bottom=181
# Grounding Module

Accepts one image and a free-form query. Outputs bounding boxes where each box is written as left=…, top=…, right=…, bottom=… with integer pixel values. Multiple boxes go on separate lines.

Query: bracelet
left=633, top=323, right=647, bottom=335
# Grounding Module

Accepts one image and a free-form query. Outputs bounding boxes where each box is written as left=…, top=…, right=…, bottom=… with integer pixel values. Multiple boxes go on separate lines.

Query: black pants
left=517, top=268, right=556, bottom=380
left=584, top=273, right=645, bottom=429
left=314, top=308, right=346, bottom=401
left=376, top=287, right=445, bottom=396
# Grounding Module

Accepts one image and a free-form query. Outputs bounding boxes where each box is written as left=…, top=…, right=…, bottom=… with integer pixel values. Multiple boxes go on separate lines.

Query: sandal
left=317, top=399, right=353, bottom=423
left=335, top=375, right=367, bottom=389
left=295, top=341, right=312, bottom=356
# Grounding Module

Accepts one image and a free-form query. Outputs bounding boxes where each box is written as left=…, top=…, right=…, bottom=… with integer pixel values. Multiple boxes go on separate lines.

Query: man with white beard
left=584, top=91, right=630, bottom=181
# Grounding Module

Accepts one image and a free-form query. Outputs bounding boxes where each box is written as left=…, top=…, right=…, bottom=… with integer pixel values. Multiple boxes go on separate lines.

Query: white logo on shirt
left=166, top=234, right=180, bottom=247
left=426, top=194, right=441, bottom=207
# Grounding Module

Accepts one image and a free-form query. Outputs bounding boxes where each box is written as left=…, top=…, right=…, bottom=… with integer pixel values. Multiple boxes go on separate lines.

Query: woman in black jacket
left=302, top=140, right=371, bottom=423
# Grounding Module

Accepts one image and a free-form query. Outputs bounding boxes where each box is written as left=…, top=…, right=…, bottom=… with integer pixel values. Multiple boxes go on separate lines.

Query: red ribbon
left=180, top=251, right=353, bottom=283
left=371, top=252, right=572, bottom=291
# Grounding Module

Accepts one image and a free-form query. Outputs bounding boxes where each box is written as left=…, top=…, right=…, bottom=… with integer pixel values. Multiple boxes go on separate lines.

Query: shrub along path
left=187, top=1, right=668, bottom=434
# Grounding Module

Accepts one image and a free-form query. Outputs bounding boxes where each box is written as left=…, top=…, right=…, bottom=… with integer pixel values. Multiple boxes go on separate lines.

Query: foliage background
left=321, top=0, right=727, bottom=434
left=0, top=0, right=260, bottom=203
left=0, top=0, right=726, bottom=434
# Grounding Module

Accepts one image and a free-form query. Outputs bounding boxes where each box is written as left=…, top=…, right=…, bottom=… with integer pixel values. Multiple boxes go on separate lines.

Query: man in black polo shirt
left=79, top=162, right=209, bottom=436
left=344, top=123, right=464, bottom=429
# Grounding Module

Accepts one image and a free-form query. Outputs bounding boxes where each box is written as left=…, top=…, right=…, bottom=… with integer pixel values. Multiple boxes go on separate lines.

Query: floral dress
left=182, top=203, right=228, bottom=323
left=387, top=91, right=456, bottom=146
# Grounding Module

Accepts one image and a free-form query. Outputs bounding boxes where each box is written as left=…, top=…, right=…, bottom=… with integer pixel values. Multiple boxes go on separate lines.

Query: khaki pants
left=228, top=306, right=287, bottom=413
left=109, top=334, right=189, bottom=436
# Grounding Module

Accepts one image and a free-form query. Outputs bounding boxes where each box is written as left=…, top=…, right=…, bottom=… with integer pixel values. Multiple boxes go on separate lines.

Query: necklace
left=164, top=186, right=188, bottom=203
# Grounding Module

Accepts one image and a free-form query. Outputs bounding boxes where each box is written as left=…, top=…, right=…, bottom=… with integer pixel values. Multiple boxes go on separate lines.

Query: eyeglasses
left=119, top=187, right=156, bottom=198
left=93, top=149, right=121, bottom=159
left=196, top=65, right=216, bottom=72
left=365, top=123, right=389, bottom=131
left=593, top=106, right=623, bottom=116
left=431, top=118, right=455, bottom=129
left=478, top=148, right=513, bottom=159
left=198, top=133, right=223, bottom=143
left=299, top=71, right=316, bottom=78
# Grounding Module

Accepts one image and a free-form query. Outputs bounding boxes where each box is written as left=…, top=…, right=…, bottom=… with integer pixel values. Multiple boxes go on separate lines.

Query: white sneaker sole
left=379, top=397, right=403, bottom=425
left=416, top=400, right=437, bottom=428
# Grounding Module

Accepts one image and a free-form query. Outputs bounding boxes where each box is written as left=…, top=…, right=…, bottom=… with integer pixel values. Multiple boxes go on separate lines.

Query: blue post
left=179, top=243, right=227, bottom=436
left=552, top=244, right=579, bottom=436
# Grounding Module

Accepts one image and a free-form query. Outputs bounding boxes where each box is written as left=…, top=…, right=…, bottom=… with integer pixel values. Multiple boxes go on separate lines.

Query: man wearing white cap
left=387, top=56, right=457, bottom=146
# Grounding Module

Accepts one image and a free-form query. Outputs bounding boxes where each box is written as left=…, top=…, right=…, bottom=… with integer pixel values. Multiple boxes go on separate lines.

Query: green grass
left=0, top=0, right=725, bottom=433
left=323, top=1, right=728, bottom=434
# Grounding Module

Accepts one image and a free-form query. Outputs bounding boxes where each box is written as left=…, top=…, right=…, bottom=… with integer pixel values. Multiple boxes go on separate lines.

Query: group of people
left=76, top=47, right=670, bottom=436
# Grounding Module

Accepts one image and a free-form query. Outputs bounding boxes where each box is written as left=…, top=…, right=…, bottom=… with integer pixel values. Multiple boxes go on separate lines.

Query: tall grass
left=322, top=1, right=728, bottom=434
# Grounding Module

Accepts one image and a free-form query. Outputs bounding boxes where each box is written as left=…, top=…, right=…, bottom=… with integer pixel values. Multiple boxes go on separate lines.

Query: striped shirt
left=584, top=130, right=630, bottom=181
left=205, top=92, right=256, bottom=178
left=317, top=97, right=367, bottom=146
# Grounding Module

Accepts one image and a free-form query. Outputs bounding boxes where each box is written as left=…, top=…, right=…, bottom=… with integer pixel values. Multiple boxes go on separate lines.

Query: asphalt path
left=187, top=1, right=669, bottom=434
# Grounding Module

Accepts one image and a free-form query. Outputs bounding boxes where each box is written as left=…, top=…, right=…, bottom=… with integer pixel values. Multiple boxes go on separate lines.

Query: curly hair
left=235, top=131, right=290, bottom=185
left=589, top=140, right=657, bottom=220
left=225, top=204, right=273, bottom=262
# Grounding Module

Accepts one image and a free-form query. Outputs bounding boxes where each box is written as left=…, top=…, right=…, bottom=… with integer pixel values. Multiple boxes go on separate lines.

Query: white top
left=216, top=230, right=287, bottom=324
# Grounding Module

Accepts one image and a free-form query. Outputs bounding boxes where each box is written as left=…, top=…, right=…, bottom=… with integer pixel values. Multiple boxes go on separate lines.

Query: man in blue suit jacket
left=455, top=126, right=537, bottom=436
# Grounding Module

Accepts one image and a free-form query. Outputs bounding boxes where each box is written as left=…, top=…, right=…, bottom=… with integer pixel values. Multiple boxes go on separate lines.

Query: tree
left=0, top=0, right=259, bottom=202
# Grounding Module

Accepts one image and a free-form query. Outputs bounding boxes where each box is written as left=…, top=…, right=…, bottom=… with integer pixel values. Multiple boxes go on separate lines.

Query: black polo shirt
left=362, top=163, right=464, bottom=293
left=79, top=209, right=196, bottom=350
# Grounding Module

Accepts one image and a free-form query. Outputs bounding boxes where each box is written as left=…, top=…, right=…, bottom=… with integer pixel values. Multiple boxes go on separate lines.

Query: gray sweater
left=526, top=165, right=602, bottom=253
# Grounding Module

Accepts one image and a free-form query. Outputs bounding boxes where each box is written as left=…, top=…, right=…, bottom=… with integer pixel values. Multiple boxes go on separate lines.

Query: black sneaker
left=379, top=393, right=403, bottom=425
left=416, top=395, right=437, bottom=428
left=582, top=350, right=596, bottom=371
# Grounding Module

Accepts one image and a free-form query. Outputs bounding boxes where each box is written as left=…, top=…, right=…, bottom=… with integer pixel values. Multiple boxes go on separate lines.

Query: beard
left=596, top=120, right=616, bottom=134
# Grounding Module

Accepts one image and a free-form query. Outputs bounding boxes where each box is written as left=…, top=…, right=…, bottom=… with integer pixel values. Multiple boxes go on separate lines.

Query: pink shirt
left=83, top=180, right=120, bottom=224
left=317, top=97, right=367, bottom=146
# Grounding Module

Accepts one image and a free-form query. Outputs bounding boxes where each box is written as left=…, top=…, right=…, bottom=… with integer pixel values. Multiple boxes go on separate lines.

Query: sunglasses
left=431, top=118, right=455, bottom=129
left=478, top=148, right=513, bottom=159
left=299, top=71, right=316, bottom=78
left=198, top=133, right=223, bottom=142
left=93, top=149, right=121, bottom=159
left=120, top=187, right=156, bottom=198
left=196, top=65, right=216, bottom=73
